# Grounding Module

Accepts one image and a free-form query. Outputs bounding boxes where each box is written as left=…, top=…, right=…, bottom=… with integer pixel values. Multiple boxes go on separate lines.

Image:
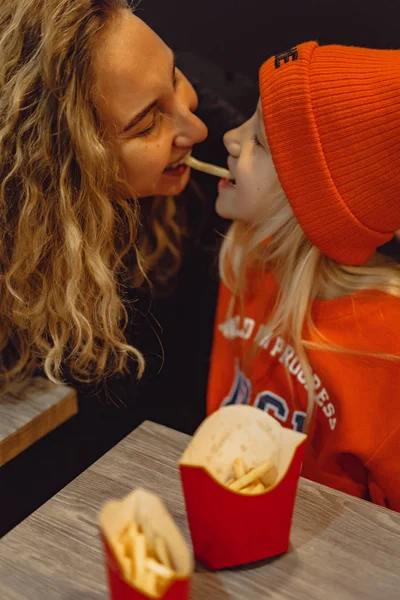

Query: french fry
left=249, top=482, right=266, bottom=495
left=224, top=456, right=277, bottom=493
left=155, top=535, right=172, bottom=569
left=226, top=458, right=276, bottom=494
left=127, top=524, right=140, bottom=558
left=240, top=482, right=258, bottom=493
left=146, top=558, right=174, bottom=579
left=120, top=522, right=139, bottom=556
left=239, top=482, right=266, bottom=494
left=240, top=485, right=255, bottom=494
left=113, top=541, right=132, bottom=580
left=115, top=518, right=178, bottom=598
left=263, top=464, right=279, bottom=488
left=233, top=458, right=246, bottom=479
left=229, top=460, right=274, bottom=491
left=133, top=533, right=146, bottom=587
left=184, top=155, right=233, bottom=181
left=142, top=569, right=158, bottom=596
left=141, top=518, right=156, bottom=557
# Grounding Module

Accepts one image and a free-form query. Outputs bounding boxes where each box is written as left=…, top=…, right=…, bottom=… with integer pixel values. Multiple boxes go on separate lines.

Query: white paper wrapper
left=181, top=405, right=306, bottom=488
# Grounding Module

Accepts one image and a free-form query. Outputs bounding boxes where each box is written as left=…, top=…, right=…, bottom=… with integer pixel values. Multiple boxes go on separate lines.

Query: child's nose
left=224, top=129, right=241, bottom=157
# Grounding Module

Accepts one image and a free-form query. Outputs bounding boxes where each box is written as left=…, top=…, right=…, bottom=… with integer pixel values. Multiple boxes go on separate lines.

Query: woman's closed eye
left=131, top=70, right=180, bottom=139
left=132, top=111, right=162, bottom=139
left=127, top=68, right=181, bottom=140
left=135, top=115, right=159, bottom=138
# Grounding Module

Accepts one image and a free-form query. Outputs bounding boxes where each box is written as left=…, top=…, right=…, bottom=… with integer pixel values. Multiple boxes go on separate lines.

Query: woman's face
left=93, top=11, right=208, bottom=198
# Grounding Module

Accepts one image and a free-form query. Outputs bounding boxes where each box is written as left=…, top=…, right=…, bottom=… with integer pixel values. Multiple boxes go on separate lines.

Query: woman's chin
left=155, top=165, right=191, bottom=196
left=125, top=166, right=191, bottom=199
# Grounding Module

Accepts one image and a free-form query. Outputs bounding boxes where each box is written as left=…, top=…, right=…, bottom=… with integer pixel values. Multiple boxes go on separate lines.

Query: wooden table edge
left=0, top=389, right=78, bottom=467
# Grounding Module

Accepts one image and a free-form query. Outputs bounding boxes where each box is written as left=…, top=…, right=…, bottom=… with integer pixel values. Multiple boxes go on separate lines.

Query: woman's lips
left=162, top=164, right=189, bottom=177
left=163, top=151, right=192, bottom=173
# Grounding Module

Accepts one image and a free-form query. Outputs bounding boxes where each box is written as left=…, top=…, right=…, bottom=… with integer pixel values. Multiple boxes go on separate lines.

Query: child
left=207, top=42, right=400, bottom=511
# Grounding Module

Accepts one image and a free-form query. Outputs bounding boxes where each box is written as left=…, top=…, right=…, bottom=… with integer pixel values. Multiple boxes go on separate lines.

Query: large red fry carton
left=179, top=405, right=307, bottom=569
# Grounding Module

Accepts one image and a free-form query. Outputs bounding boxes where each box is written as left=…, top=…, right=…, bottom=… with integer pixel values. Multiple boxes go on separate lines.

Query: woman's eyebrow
left=120, top=52, right=177, bottom=135
left=121, top=100, right=158, bottom=134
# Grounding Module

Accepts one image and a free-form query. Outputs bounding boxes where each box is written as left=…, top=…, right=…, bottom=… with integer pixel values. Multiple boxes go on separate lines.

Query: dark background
left=2, top=0, right=400, bottom=536
left=139, top=0, right=400, bottom=113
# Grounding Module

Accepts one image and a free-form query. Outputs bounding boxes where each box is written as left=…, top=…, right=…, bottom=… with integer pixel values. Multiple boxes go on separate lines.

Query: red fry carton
left=179, top=405, right=307, bottom=570
left=99, top=488, right=193, bottom=600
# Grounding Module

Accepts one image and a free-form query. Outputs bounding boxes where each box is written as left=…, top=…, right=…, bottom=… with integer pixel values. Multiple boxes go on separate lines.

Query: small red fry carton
left=179, top=405, right=307, bottom=570
left=99, top=488, right=193, bottom=600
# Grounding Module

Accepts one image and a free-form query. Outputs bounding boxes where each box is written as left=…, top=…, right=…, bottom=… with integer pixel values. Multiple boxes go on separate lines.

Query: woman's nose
left=174, top=78, right=208, bottom=147
left=174, top=111, right=208, bottom=147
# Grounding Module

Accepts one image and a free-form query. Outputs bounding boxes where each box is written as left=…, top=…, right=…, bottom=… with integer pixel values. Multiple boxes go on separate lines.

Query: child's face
left=216, top=99, right=280, bottom=223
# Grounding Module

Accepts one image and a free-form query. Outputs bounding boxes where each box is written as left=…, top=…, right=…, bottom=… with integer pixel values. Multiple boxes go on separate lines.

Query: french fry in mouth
left=183, top=155, right=234, bottom=181
left=227, top=458, right=276, bottom=493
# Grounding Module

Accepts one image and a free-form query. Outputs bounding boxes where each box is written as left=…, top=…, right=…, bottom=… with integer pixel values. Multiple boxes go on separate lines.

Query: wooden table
left=0, top=421, right=399, bottom=599
left=0, top=377, right=77, bottom=467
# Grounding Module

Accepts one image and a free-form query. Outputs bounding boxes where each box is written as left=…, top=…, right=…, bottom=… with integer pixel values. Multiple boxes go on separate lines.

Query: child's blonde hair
left=220, top=179, right=400, bottom=429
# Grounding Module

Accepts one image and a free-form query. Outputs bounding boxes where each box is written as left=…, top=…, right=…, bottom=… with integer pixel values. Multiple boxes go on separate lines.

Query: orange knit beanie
left=260, top=42, right=400, bottom=265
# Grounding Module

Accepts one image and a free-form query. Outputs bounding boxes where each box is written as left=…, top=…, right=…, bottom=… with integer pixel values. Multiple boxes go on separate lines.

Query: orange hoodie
left=207, top=271, right=400, bottom=512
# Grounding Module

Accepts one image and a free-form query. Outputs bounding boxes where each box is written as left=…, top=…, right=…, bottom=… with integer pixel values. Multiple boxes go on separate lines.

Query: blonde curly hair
left=0, top=0, right=183, bottom=391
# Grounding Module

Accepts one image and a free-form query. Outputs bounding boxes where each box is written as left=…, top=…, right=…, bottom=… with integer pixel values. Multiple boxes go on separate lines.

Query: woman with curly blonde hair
left=0, top=0, right=207, bottom=391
